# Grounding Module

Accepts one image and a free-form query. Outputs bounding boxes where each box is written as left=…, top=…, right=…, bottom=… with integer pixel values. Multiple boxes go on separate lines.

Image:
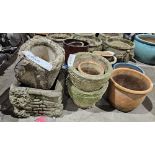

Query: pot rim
left=110, top=68, right=153, bottom=95
left=78, top=60, right=104, bottom=76
left=134, top=34, right=155, bottom=46
left=113, top=62, right=145, bottom=74
left=63, top=39, right=89, bottom=47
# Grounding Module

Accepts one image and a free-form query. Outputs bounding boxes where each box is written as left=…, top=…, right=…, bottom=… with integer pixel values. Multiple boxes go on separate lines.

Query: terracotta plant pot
left=93, top=51, right=117, bottom=65
left=78, top=61, right=105, bottom=76
left=107, top=68, right=153, bottom=112
left=63, top=39, right=89, bottom=63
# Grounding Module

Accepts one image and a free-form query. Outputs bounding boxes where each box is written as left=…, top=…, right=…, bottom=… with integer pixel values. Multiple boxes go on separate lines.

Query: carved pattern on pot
left=9, top=72, right=64, bottom=118
left=67, top=79, right=109, bottom=109
left=68, top=52, right=113, bottom=92
left=15, top=35, right=65, bottom=90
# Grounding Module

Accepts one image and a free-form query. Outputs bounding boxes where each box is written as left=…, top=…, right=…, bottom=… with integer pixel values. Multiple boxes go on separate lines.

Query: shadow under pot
left=63, top=39, right=89, bottom=63
left=107, top=68, right=153, bottom=112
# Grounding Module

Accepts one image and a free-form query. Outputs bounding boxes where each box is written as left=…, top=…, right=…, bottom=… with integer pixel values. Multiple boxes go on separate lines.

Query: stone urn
left=15, top=35, right=65, bottom=90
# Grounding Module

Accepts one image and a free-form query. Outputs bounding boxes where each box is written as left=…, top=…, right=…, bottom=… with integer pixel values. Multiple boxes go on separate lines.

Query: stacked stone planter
left=73, top=34, right=102, bottom=52
left=67, top=52, right=113, bottom=108
left=9, top=36, right=65, bottom=118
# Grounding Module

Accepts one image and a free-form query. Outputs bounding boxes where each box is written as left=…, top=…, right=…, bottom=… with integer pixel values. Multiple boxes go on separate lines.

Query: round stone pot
left=134, top=34, right=155, bottom=65
left=78, top=61, right=105, bottom=76
left=47, top=33, right=73, bottom=47
left=93, top=51, right=117, bottom=65
left=73, top=34, right=102, bottom=52
left=104, top=37, right=134, bottom=62
left=63, top=39, right=89, bottom=63
left=113, top=62, right=145, bottom=74
left=68, top=52, right=113, bottom=92
left=107, top=68, right=153, bottom=112
left=67, top=78, right=109, bottom=109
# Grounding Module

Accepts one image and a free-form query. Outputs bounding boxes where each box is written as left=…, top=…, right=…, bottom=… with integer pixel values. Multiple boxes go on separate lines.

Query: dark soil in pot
left=113, top=74, right=148, bottom=91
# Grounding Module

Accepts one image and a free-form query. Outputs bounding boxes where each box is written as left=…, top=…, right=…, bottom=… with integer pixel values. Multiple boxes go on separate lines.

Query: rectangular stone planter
left=9, top=72, right=65, bottom=118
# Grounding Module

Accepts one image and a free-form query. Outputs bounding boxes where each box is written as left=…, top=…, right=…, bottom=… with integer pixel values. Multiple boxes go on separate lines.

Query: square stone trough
left=9, top=72, right=65, bottom=118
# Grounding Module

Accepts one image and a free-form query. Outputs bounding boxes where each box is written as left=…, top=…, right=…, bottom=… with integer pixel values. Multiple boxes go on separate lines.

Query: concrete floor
left=0, top=59, right=155, bottom=122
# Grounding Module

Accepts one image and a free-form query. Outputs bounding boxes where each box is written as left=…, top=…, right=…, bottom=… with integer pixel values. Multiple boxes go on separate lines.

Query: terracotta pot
left=93, top=51, right=117, bottom=65
left=78, top=61, right=105, bottom=76
left=107, top=68, right=153, bottom=112
left=63, top=39, right=89, bottom=63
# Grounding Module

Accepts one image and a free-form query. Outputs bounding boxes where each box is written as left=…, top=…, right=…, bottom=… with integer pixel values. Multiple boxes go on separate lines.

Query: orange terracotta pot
left=107, top=68, right=153, bottom=112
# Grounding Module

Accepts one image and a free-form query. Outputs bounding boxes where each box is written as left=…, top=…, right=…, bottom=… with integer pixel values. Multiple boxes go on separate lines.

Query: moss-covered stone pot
left=104, top=37, right=134, bottom=62
left=15, top=35, right=65, bottom=90
left=9, top=72, right=65, bottom=118
left=73, top=34, right=102, bottom=52
left=68, top=52, right=113, bottom=92
left=67, top=79, right=109, bottom=109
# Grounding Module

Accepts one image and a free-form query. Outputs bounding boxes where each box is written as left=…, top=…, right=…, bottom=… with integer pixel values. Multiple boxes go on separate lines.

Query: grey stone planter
left=9, top=72, right=65, bottom=118
left=73, top=34, right=102, bottom=52
left=67, top=79, right=108, bottom=109
left=68, top=52, right=113, bottom=92
left=15, top=35, right=65, bottom=89
left=47, top=33, right=73, bottom=47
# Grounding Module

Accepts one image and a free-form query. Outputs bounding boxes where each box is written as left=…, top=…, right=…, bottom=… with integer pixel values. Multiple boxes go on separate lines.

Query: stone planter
left=93, top=51, right=117, bottom=65
left=73, top=34, right=102, bottom=52
left=47, top=33, right=73, bottom=47
left=68, top=52, right=112, bottom=92
left=104, top=37, right=134, bottom=62
left=15, top=35, right=65, bottom=90
left=78, top=61, right=105, bottom=76
left=9, top=72, right=65, bottom=118
left=67, top=79, right=108, bottom=109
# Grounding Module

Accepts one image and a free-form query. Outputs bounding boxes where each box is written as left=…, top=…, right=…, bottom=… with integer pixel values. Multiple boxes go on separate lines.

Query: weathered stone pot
left=15, top=36, right=65, bottom=90
left=68, top=52, right=112, bottom=92
left=104, top=37, right=134, bottom=62
left=9, top=72, right=65, bottom=118
left=63, top=39, right=89, bottom=63
left=73, top=34, right=102, bottom=52
left=67, top=79, right=109, bottom=109
left=93, top=51, right=117, bottom=65
left=134, top=34, right=155, bottom=65
left=78, top=61, right=105, bottom=76
left=47, top=33, right=73, bottom=47
left=107, top=68, right=153, bottom=112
